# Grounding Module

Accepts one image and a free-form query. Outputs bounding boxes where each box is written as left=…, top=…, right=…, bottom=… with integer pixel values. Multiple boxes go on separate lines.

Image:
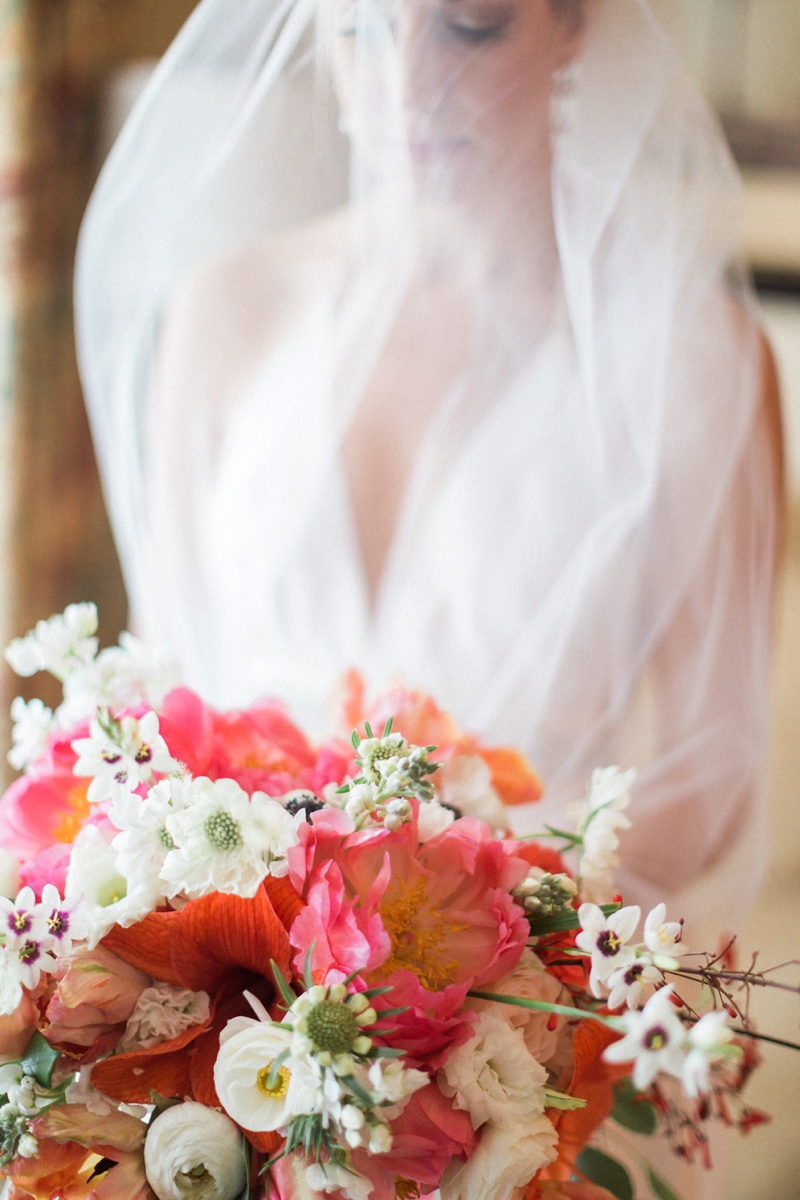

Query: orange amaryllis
left=539, top=1020, right=628, bottom=1183
left=92, top=884, right=292, bottom=1114
left=339, top=671, right=542, bottom=808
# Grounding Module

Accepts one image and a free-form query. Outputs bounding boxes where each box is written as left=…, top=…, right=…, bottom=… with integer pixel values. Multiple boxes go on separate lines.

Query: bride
left=75, top=0, right=780, bottom=1191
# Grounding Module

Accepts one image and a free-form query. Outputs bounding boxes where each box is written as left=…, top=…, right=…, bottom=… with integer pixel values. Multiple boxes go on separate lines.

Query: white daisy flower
left=65, top=824, right=160, bottom=948
left=73, top=710, right=179, bottom=806
left=603, top=986, right=687, bottom=1090
left=112, top=776, right=190, bottom=897
left=575, top=902, right=641, bottom=998
left=40, top=884, right=87, bottom=956
left=161, top=777, right=271, bottom=899
left=0, top=886, right=49, bottom=951
left=643, top=903, right=688, bottom=966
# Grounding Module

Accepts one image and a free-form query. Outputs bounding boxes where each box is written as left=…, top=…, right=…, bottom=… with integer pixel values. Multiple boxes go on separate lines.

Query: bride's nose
left=396, top=9, right=452, bottom=120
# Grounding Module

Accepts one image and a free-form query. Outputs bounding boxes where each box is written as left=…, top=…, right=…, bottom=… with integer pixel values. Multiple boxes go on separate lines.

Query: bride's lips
left=407, top=136, right=468, bottom=164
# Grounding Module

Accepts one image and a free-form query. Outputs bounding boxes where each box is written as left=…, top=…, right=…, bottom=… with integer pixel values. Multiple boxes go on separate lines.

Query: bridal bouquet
left=0, top=606, right=783, bottom=1200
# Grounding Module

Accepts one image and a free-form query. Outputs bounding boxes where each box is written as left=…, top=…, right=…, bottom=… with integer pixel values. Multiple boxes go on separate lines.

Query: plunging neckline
left=338, top=372, right=469, bottom=637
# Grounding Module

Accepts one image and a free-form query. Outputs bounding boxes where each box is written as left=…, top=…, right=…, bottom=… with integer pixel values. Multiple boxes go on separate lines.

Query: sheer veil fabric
left=76, top=0, right=777, bottom=973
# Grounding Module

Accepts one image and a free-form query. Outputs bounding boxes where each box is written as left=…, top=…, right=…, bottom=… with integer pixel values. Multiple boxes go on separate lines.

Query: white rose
left=436, top=756, right=510, bottom=833
left=440, top=1118, right=558, bottom=1200
left=437, top=1011, right=547, bottom=1128
left=143, top=1101, right=246, bottom=1200
left=467, top=949, right=564, bottom=1066
left=214, top=1017, right=319, bottom=1131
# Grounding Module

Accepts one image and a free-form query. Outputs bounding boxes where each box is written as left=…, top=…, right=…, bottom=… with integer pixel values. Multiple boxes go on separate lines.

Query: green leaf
left=544, top=1087, right=587, bottom=1111
left=351, top=730, right=361, bottom=750
left=303, top=943, right=316, bottom=991
left=575, top=1148, right=633, bottom=1200
left=361, top=985, right=395, bottom=1000
left=234, top=1135, right=251, bottom=1200
left=611, top=1078, right=658, bottom=1135
left=267, top=1050, right=291, bottom=1092
left=648, top=1168, right=684, bottom=1200
left=526, top=901, right=621, bottom=937
left=364, top=722, right=374, bottom=739
left=342, top=1074, right=375, bottom=1107
left=21, top=1031, right=61, bottom=1088
left=372, top=1006, right=409, bottom=1019
left=383, top=717, right=394, bottom=737
left=367, top=1047, right=404, bottom=1058
left=270, top=959, right=297, bottom=1009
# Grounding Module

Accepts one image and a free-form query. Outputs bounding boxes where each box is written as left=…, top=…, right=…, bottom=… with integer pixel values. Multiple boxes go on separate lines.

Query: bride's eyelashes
left=438, top=4, right=515, bottom=44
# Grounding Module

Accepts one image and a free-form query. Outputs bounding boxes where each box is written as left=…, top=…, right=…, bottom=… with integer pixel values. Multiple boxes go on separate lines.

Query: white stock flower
left=438, top=1010, right=547, bottom=1129
left=416, top=799, right=455, bottom=841
left=681, top=1010, right=737, bottom=1098
left=436, top=755, right=510, bottom=832
left=603, top=986, right=687, bottom=1090
left=17, top=1133, right=38, bottom=1158
left=0, top=849, right=21, bottom=901
left=8, top=697, right=53, bottom=771
left=575, top=903, right=641, bottom=998
left=0, top=1064, right=51, bottom=1116
left=305, top=1161, right=372, bottom=1200
left=73, top=711, right=179, bottom=806
left=143, top=1101, right=247, bottom=1200
left=65, top=824, right=160, bottom=948
left=577, top=766, right=635, bottom=904
left=439, top=1116, right=558, bottom=1200
left=214, top=1017, right=318, bottom=1131
left=0, top=946, right=23, bottom=1016
left=59, top=632, right=177, bottom=726
left=643, top=903, right=687, bottom=965
left=161, top=777, right=274, bottom=899
left=120, top=982, right=210, bottom=1052
left=5, top=603, right=98, bottom=681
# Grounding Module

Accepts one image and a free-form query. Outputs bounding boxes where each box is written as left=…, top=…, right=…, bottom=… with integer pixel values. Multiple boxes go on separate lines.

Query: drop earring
left=549, top=62, right=579, bottom=138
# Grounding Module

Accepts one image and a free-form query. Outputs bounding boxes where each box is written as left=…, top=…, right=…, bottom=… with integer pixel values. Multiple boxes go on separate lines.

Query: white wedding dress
left=74, top=1, right=780, bottom=1196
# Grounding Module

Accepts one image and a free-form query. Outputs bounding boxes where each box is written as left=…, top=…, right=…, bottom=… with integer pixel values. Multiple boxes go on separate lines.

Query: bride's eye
left=440, top=4, right=514, bottom=44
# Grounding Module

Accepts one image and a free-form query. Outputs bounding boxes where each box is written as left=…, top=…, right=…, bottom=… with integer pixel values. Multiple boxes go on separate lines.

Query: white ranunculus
left=439, top=1117, right=558, bottom=1200
left=437, top=1011, right=547, bottom=1129
left=436, top=756, right=509, bottom=832
left=305, top=1161, right=373, bottom=1200
left=214, top=1017, right=319, bottom=1131
left=143, top=1101, right=247, bottom=1200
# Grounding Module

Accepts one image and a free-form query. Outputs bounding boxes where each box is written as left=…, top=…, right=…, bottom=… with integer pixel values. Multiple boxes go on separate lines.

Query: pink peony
left=370, top=971, right=476, bottom=1070
left=158, top=688, right=351, bottom=797
left=302, top=815, right=530, bottom=993
left=351, top=1083, right=476, bottom=1199
left=46, top=944, right=150, bottom=1050
left=289, top=858, right=390, bottom=983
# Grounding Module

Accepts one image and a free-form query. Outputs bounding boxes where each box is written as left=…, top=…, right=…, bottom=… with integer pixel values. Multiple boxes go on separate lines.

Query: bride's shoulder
left=152, top=210, right=349, bottom=418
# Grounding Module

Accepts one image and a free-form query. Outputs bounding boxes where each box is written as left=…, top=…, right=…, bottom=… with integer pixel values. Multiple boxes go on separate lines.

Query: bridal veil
left=74, top=0, right=779, bottom=934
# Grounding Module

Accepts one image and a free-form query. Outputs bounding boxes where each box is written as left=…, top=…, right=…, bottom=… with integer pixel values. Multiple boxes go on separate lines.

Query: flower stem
left=467, top=990, right=624, bottom=1031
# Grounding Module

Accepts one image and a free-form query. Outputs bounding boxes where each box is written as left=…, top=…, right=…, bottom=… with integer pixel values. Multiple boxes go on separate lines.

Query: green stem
left=728, top=1027, right=800, bottom=1053
left=467, top=990, right=623, bottom=1031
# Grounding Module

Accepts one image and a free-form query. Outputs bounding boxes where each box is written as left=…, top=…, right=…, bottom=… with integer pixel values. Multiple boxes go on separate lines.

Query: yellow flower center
left=395, top=1179, right=421, bottom=1199
left=379, top=878, right=468, bottom=991
left=53, top=784, right=91, bottom=843
left=257, top=1063, right=291, bottom=1099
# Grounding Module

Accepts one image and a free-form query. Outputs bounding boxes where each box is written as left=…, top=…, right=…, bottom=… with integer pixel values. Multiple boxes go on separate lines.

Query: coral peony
left=0, top=991, right=38, bottom=1063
